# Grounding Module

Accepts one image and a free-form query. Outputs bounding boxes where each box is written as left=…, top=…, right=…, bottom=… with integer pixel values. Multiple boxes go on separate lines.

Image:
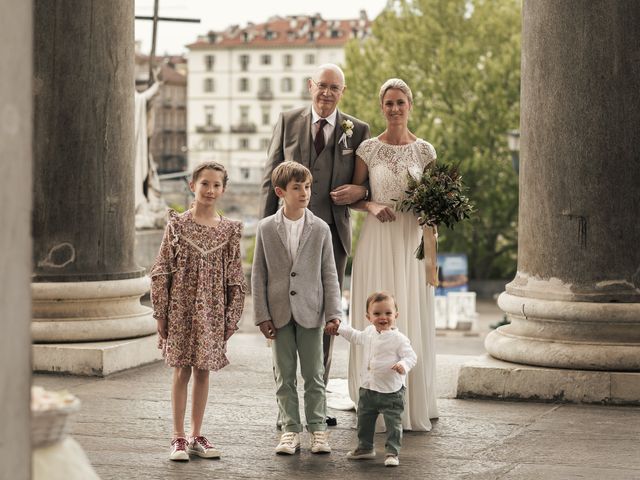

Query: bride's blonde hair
left=379, top=78, right=413, bottom=105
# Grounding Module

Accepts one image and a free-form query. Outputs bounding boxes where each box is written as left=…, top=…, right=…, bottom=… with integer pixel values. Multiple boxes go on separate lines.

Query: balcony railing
left=230, top=123, right=257, bottom=133
left=257, top=90, right=274, bottom=100
left=195, top=124, right=222, bottom=133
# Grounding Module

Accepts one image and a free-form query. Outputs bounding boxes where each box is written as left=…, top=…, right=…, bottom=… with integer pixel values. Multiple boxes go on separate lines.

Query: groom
left=260, top=64, right=370, bottom=416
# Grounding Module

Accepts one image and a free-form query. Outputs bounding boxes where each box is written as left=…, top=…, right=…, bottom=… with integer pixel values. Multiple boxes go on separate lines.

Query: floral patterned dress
left=150, top=210, right=246, bottom=371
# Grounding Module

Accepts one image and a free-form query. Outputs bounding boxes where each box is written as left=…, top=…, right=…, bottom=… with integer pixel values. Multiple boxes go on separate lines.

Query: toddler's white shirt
left=338, top=323, right=417, bottom=393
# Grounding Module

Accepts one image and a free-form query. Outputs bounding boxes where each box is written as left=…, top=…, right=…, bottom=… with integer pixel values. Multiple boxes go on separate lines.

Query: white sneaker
left=187, top=435, right=221, bottom=458
left=169, top=437, right=189, bottom=461
left=384, top=454, right=400, bottom=467
left=310, top=430, right=331, bottom=454
left=275, top=432, right=300, bottom=455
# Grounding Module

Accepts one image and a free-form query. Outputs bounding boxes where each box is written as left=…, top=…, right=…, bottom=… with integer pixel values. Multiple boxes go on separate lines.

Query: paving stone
left=611, top=372, right=640, bottom=405
left=527, top=403, right=640, bottom=436
left=498, top=463, right=640, bottom=480
left=33, top=330, right=640, bottom=480
left=482, top=430, right=639, bottom=470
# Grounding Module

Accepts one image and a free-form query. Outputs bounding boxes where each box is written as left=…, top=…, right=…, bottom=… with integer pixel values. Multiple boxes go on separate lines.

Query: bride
left=348, top=78, right=438, bottom=431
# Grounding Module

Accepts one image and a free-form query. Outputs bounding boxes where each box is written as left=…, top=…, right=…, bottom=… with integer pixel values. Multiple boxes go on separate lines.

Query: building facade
left=186, top=12, right=371, bottom=218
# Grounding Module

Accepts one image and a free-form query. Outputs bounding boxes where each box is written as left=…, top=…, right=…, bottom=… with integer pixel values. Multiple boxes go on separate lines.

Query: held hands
left=259, top=320, right=277, bottom=339
left=324, top=319, right=341, bottom=335
left=368, top=202, right=396, bottom=223
left=391, top=362, right=406, bottom=375
left=330, top=184, right=367, bottom=205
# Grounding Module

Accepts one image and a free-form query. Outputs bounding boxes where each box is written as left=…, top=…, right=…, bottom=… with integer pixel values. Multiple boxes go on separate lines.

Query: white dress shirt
left=338, top=323, right=417, bottom=393
left=311, top=107, right=337, bottom=146
left=282, top=212, right=305, bottom=261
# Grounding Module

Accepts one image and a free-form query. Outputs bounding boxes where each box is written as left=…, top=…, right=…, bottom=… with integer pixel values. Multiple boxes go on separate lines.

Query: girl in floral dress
left=150, top=161, right=246, bottom=461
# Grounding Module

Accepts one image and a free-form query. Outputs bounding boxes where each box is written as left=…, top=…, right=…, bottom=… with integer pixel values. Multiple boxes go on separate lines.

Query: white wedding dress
left=348, top=136, right=439, bottom=431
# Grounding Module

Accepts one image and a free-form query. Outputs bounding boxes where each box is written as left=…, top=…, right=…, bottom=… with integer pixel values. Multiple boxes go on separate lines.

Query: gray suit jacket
left=259, top=106, right=370, bottom=256
left=251, top=208, right=342, bottom=330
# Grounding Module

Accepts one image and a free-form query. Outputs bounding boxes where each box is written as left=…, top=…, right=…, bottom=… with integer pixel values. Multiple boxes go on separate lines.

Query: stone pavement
left=33, top=300, right=640, bottom=479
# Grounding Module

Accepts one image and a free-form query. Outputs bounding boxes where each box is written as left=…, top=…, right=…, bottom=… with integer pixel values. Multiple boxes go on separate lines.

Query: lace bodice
left=356, top=137, right=437, bottom=206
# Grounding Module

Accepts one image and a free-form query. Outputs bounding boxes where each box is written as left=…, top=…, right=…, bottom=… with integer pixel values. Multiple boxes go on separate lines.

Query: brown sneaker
left=347, top=448, right=376, bottom=460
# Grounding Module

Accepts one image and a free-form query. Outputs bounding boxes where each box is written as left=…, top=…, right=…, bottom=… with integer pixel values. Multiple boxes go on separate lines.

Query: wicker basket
left=31, top=397, right=81, bottom=448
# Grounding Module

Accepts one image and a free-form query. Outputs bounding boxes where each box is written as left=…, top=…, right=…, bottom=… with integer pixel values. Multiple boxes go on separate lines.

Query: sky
left=134, top=0, right=389, bottom=55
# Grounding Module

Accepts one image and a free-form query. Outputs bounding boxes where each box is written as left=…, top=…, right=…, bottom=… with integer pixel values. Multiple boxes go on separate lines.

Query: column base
left=457, top=354, right=640, bottom=405
left=32, top=276, right=156, bottom=342
left=485, top=292, right=640, bottom=371
left=32, top=334, right=163, bottom=376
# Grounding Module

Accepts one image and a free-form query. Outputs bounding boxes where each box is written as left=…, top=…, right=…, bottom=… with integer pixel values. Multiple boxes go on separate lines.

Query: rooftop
left=135, top=54, right=187, bottom=86
left=187, top=12, right=371, bottom=50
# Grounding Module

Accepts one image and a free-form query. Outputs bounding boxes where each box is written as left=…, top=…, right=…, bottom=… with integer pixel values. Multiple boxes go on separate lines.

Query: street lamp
left=506, top=130, right=520, bottom=175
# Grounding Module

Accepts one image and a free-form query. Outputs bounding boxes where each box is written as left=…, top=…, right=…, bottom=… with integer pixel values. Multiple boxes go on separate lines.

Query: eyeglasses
left=311, top=79, right=344, bottom=94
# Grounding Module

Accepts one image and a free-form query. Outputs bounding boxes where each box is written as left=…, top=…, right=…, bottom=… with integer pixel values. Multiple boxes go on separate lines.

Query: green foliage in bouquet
left=397, top=163, right=474, bottom=259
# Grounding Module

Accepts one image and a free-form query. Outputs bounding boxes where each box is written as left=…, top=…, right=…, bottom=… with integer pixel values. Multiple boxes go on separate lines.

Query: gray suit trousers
left=323, top=222, right=347, bottom=386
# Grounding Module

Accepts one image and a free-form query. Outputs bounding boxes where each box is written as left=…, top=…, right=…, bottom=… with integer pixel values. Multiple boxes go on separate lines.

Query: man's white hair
left=312, top=63, right=346, bottom=85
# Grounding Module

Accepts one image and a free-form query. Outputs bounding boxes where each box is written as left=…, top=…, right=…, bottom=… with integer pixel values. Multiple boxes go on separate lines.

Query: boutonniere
left=338, top=119, right=354, bottom=148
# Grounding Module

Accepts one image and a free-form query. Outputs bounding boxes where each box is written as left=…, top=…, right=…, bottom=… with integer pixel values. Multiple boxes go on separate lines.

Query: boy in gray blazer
left=252, top=161, right=342, bottom=456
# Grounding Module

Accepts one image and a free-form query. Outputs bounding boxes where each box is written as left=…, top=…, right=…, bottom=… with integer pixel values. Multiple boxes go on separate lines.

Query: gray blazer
left=252, top=208, right=342, bottom=330
left=259, top=106, right=370, bottom=256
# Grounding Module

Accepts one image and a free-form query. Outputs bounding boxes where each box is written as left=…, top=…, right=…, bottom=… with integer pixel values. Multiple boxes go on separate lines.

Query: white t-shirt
left=282, top=213, right=305, bottom=261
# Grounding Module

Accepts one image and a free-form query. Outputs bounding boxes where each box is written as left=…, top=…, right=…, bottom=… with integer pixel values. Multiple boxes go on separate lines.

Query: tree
left=342, top=0, right=521, bottom=279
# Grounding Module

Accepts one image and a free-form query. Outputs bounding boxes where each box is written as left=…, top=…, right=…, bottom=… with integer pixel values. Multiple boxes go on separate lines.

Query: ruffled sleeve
left=224, top=220, right=247, bottom=334
left=149, top=210, right=180, bottom=323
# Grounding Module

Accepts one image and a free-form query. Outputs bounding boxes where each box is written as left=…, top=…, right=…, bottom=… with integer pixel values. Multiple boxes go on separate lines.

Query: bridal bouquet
left=397, top=163, right=474, bottom=260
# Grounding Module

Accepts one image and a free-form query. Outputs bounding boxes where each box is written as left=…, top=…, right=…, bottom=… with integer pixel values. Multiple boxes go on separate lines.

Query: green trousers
left=272, top=321, right=327, bottom=433
left=357, top=386, right=406, bottom=455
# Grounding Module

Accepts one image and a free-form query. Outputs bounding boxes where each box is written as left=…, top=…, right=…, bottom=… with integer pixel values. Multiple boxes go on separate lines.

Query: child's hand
left=324, top=319, right=340, bottom=335
left=156, top=318, right=168, bottom=339
left=391, top=362, right=406, bottom=375
left=259, top=320, right=277, bottom=339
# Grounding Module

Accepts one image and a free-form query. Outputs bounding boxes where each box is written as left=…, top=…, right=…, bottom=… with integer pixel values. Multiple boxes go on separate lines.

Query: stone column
left=1, top=0, right=32, bottom=476
left=485, top=1, right=640, bottom=371
left=32, top=0, right=159, bottom=374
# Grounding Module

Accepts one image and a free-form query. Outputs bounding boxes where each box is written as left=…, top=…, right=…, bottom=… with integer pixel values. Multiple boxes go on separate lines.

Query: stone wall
left=0, top=0, right=32, bottom=477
